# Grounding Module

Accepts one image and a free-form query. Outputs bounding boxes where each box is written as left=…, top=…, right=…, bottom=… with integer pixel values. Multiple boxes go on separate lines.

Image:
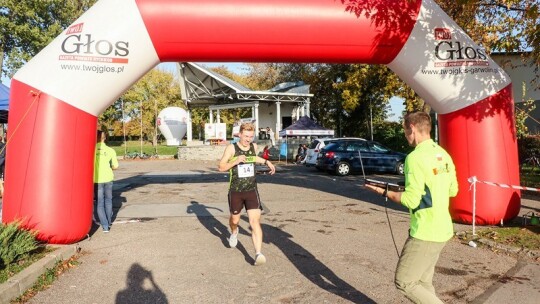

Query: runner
left=218, top=122, right=276, bottom=266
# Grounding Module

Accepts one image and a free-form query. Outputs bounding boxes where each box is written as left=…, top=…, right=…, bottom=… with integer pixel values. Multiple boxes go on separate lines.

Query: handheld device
left=358, top=150, right=405, bottom=192
left=364, top=178, right=405, bottom=192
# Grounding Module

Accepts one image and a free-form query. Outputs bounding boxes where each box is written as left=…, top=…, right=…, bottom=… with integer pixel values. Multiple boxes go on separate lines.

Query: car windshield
left=309, top=140, right=320, bottom=149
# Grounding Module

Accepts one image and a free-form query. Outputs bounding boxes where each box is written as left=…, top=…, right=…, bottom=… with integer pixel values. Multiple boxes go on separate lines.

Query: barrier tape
left=467, top=176, right=539, bottom=192
left=467, top=175, right=528, bottom=235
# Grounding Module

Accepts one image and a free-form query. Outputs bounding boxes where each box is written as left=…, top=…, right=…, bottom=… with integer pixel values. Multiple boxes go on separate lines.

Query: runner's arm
left=252, top=143, right=275, bottom=174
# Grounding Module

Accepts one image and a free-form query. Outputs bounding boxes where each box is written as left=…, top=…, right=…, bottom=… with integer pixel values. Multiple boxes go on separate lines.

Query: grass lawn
left=107, top=140, right=178, bottom=156
left=458, top=167, right=540, bottom=254
left=476, top=226, right=540, bottom=250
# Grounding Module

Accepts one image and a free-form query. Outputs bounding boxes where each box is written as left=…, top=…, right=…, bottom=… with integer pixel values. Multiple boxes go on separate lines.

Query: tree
left=437, top=0, right=539, bottom=79
left=271, top=63, right=351, bottom=134
left=515, top=82, right=537, bottom=139
left=241, top=63, right=281, bottom=90
left=0, top=0, right=97, bottom=79
left=99, top=69, right=184, bottom=146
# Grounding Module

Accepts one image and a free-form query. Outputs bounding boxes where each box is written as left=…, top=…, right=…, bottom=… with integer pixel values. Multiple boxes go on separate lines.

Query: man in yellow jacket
left=365, top=112, right=458, bottom=304
left=94, top=130, right=119, bottom=233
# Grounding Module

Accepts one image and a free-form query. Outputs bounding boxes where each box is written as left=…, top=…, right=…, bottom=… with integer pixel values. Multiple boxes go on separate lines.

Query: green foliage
left=373, top=121, right=411, bottom=153
left=0, top=0, right=97, bottom=78
left=0, top=221, right=38, bottom=268
left=108, top=141, right=179, bottom=156
left=100, top=69, right=185, bottom=147
left=517, top=135, right=540, bottom=162
left=0, top=246, right=52, bottom=284
left=476, top=226, right=540, bottom=251
left=438, top=0, right=539, bottom=73
left=515, top=82, right=537, bottom=139
left=272, top=63, right=352, bottom=134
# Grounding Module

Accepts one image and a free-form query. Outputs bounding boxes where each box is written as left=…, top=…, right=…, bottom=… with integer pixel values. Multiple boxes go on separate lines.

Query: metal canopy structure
left=177, top=62, right=314, bottom=141
left=177, top=62, right=313, bottom=106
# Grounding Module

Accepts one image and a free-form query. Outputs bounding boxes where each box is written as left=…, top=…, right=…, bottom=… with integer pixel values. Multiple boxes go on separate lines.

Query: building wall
left=257, top=102, right=300, bottom=133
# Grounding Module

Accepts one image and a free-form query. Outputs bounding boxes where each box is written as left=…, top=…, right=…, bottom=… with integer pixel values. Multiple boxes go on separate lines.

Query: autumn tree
left=338, top=0, right=539, bottom=114
left=98, top=69, right=184, bottom=147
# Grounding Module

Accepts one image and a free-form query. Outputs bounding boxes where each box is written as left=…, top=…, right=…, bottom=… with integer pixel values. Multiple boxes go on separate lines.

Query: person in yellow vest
left=94, top=130, right=119, bottom=233
left=365, top=112, right=458, bottom=303
left=219, top=122, right=275, bottom=265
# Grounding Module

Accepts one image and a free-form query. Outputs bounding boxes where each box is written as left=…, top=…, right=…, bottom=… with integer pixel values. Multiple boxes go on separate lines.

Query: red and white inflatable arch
left=3, top=0, right=520, bottom=244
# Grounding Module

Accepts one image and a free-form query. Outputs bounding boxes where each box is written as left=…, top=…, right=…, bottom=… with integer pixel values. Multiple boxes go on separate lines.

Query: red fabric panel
left=3, top=80, right=96, bottom=244
left=439, top=84, right=520, bottom=225
left=136, top=0, right=421, bottom=64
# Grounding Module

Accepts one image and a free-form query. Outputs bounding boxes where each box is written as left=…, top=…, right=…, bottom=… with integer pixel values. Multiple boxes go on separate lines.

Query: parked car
left=316, top=139, right=406, bottom=176
left=305, top=137, right=364, bottom=167
left=304, top=137, right=335, bottom=166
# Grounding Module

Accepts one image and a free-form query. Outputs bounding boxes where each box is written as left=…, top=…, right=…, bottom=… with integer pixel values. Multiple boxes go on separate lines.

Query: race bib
left=238, top=163, right=255, bottom=178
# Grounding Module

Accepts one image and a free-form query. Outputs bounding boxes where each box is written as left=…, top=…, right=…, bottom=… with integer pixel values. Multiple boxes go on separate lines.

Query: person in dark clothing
left=296, top=144, right=307, bottom=163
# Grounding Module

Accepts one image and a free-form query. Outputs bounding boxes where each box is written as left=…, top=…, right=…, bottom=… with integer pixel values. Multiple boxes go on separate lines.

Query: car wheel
left=336, top=162, right=351, bottom=176
left=395, top=162, right=404, bottom=175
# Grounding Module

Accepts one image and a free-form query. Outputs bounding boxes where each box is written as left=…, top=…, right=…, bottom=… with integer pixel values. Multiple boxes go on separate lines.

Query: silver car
left=304, top=138, right=335, bottom=166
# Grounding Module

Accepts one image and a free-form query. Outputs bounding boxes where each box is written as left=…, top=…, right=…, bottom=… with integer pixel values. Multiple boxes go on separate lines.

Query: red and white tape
left=468, top=176, right=538, bottom=192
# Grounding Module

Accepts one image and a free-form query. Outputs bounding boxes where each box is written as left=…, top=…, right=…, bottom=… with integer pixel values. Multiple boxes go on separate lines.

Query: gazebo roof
left=177, top=62, right=313, bottom=107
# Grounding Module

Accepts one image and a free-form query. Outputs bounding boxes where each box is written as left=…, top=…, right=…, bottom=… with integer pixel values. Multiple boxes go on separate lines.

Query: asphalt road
left=25, top=160, right=540, bottom=304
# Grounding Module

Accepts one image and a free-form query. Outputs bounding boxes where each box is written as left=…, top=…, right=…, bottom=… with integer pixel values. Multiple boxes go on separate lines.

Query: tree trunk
left=0, top=50, right=4, bottom=81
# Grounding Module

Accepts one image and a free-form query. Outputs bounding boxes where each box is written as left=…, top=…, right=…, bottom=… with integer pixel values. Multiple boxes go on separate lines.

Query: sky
left=2, top=62, right=405, bottom=122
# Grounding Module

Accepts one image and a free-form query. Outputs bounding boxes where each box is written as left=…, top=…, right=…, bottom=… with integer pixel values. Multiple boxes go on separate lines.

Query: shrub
left=517, top=135, right=540, bottom=162
left=0, top=221, right=38, bottom=268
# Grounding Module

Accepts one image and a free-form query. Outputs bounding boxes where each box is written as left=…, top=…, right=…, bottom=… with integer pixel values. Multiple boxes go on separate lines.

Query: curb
left=476, top=238, right=540, bottom=259
left=0, top=244, right=79, bottom=304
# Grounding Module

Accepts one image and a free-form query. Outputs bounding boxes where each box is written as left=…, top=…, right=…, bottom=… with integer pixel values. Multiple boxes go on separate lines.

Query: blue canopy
left=0, top=83, right=9, bottom=123
left=278, top=115, right=334, bottom=137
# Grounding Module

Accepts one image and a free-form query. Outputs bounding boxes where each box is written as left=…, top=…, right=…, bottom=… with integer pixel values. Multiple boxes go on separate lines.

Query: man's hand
left=266, top=161, right=276, bottom=175
left=235, top=155, right=247, bottom=165
left=364, top=184, right=402, bottom=204
left=364, top=184, right=384, bottom=196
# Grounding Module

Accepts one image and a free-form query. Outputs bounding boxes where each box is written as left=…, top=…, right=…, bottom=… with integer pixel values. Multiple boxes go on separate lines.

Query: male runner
left=218, top=122, right=276, bottom=266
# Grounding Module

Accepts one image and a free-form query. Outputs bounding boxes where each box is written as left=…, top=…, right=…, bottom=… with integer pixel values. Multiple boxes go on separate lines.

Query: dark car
left=316, top=139, right=406, bottom=176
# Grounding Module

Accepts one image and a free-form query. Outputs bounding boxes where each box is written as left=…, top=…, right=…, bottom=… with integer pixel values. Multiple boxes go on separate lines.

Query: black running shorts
left=228, top=190, right=261, bottom=215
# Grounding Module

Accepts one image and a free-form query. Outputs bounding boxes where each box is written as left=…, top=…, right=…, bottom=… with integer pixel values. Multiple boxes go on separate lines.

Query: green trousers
left=395, top=236, right=447, bottom=304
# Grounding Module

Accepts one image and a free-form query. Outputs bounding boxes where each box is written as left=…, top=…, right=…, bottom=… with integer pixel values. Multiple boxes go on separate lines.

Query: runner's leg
left=247, top=209, right=263, bottom=254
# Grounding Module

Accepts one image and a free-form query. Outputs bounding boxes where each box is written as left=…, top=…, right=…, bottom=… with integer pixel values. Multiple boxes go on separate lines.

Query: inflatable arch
left=3, top=0, right=520, bottom=244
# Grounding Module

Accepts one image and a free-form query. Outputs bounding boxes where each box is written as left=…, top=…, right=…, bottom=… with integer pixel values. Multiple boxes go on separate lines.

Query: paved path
left=21, top=160, right=540, bottom=303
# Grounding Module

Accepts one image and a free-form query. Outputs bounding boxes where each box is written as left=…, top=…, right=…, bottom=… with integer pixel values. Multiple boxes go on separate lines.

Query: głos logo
left=60, top=23, right=129, bottom=59
left=433, top=28, right=487, bottom=62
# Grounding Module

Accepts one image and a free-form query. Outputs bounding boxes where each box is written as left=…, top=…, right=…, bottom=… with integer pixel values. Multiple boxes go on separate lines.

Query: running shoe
left=254, top=253, right=266, bottom=266
left=228, top=229, right=238, bottom=248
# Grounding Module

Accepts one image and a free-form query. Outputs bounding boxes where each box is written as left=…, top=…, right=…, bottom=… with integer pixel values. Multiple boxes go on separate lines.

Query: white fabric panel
left=388, top=0, right=511, bottom=114
left=14, top=0, right=160, bottom=116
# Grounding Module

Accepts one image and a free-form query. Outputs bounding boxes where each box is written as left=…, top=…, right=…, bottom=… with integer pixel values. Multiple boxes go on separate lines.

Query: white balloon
left=157, top=107, right=188, bottom=146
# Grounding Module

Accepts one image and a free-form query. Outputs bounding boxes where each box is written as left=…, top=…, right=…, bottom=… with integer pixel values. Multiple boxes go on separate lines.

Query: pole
left=369, top=101, right=373, bottom=141
left=154, top=98, right=158, bottom=154
left=122, top=99, right=127, bottom=156
left=140, top=99, right=143, bottom=155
